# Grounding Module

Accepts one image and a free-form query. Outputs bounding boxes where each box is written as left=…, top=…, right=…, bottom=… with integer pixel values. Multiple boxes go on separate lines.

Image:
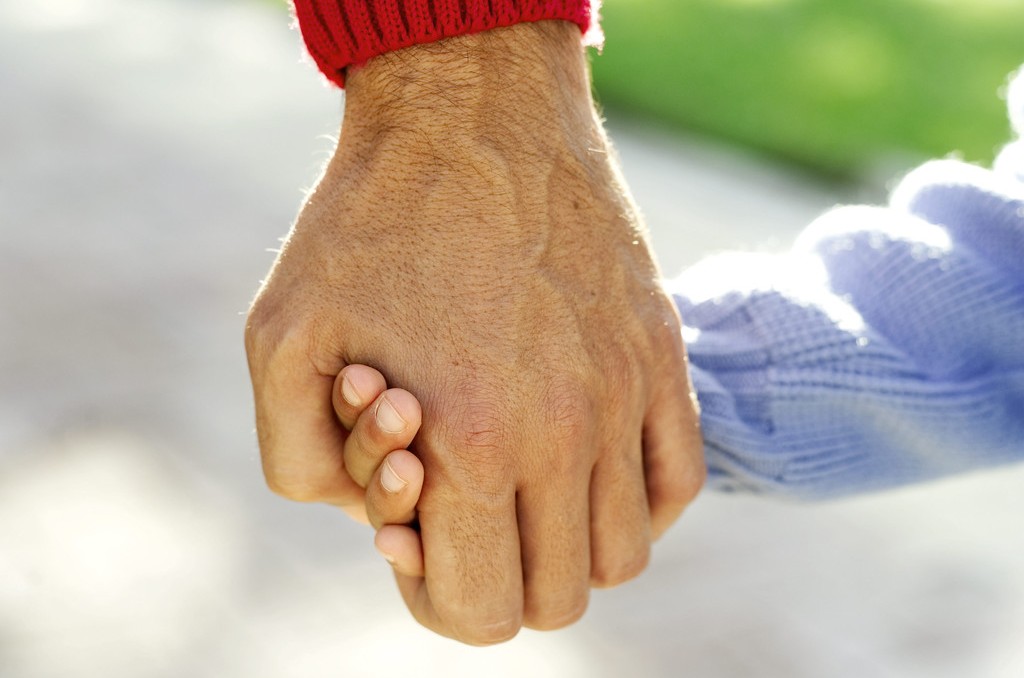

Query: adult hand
left=245, top=20, right=704, bottom=645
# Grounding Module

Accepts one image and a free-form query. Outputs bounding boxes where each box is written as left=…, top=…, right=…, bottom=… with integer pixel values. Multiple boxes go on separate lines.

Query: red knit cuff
left=293, top=0, right=598, bottom=88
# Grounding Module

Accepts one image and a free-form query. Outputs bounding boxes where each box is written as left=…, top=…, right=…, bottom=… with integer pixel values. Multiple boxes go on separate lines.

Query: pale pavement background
left=2, top=1, right=1023, bottom=677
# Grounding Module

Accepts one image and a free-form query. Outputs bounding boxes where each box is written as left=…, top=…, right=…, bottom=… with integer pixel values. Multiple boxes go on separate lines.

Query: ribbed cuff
left=293, top=0, right=598, bottom=87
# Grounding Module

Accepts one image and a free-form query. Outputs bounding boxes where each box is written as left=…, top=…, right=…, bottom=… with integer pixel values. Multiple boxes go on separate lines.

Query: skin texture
left=245, top=20, right=705, bottom=645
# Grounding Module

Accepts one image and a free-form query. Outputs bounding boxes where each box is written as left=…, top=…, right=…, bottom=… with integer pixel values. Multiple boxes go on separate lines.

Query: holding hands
left=245, top=21, right=704, bottom=644
left=249, top=0, right=1024, bottom=646
left=329, top=357, right=700, bottom=644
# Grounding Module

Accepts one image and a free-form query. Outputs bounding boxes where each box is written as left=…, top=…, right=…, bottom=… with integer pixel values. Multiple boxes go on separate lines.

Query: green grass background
left=591, top=0, right=1024, bottom=178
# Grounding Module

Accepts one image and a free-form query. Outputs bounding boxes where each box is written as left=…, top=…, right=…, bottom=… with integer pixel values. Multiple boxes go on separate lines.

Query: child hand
left=333, top=364, right=426, bottom=577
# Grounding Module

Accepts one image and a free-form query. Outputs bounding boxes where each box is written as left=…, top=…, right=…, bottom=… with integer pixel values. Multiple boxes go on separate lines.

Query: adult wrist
left=340, top=21, right=602, bottom=162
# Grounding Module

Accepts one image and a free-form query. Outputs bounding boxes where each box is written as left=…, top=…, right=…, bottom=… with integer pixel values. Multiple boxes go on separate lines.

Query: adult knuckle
left=541, top=378, right=591, bottom=448
left=444, top=390, right=511, bottom=463
left=462, top=419, right=503, bottom=453
left=245, top=295, right=316, bottom=370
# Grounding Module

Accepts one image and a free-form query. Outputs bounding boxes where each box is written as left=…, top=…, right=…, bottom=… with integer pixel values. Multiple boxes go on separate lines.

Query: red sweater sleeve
left=292, top=0, right=597, bottom=87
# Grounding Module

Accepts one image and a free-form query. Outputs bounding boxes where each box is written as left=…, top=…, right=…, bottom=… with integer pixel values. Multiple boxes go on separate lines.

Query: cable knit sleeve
left=669, top=67, right=1024, bottom=500
left=292, top=0, right=598, bottom=87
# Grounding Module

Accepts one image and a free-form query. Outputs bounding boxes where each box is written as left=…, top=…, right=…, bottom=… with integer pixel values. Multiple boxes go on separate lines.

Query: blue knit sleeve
left=669, top=68, right=1024, bottom=500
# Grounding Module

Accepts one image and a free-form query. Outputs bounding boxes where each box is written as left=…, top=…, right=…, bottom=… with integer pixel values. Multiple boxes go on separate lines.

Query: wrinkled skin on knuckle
left=459, top=407, right=507, bottom=458
left=425, top=381, right=516, bottom=475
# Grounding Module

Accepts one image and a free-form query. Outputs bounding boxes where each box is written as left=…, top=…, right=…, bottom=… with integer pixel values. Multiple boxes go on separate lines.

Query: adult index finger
left=246, top=322, right=363, bottom=512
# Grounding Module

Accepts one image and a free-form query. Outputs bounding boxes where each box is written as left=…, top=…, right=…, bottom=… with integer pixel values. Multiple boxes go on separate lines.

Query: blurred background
left=2, top=0, right=1023, bottom=676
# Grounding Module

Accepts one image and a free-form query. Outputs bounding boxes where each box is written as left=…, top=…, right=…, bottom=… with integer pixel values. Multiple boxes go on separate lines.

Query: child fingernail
left=380, top=458, right=408, bottom=494
left=376, top=397, right=406, bottom=433
left=341, top=375, right=362, bottom=406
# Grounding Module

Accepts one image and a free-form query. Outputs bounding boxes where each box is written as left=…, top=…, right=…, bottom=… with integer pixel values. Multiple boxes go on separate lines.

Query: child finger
left=366, top=450, right=424, bottom=529
left=375, top=524, right=425, bottom=578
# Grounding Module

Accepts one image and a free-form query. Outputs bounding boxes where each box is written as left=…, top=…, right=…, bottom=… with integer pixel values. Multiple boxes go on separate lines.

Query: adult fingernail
left=380, top=457, right=408, bottom=493
left=376, top=397, right=406, bottom=434
left=341, top=375, right=362, bottom=406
